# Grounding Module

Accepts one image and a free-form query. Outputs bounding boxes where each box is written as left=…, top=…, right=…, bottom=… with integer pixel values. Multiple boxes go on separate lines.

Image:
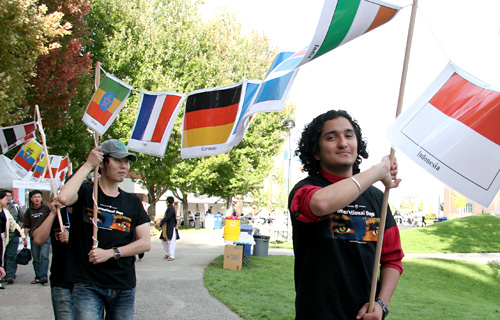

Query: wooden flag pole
left=92, top=61, right=101, bottom=249
left=34, top=105, right=64, bottom=231
left=368, top=0, right=419, bottom=313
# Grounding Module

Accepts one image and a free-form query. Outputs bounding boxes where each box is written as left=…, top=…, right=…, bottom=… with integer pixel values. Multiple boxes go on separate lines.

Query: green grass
left=391, top=259, right=500, bottom=319
left=204, top=214, right=500, bottom=319
left=204, top=255, right=295, bottom=320
left=401, top=214, right=500, bottom=253
left=269, top=240, right=293, bottom=249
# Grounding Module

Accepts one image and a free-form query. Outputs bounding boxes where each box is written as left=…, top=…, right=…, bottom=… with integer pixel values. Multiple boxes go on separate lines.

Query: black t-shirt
left=24, top=204, right=51, bottom=237
left=289, top=174, right=397, bottom=320
left=65, top=182, right=150, bottom=289
left=50, top=207, right=72, bottom=289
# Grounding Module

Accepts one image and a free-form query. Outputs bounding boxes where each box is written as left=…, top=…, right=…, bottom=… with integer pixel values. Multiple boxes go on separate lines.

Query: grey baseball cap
left=101, top=139, right=137, bottom=162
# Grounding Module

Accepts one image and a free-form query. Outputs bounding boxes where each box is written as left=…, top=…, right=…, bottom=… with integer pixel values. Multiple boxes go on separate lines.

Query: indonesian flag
left=82, top=74, right=133, bottom=136
left=11, top=139, right=43, bottom=177
left=128, top=91, right=185, bottom=157
left=181, top=82, right=245, bottom=158
left=0, top=122, right=36, bottom=154
left=387, top=63, right=500, bottom=207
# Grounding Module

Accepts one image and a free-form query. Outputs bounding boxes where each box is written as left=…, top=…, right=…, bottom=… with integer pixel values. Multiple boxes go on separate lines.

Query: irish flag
left=82, top=74, right=133, bottom=136
left=128, top=91, right=185, bottom=157
left=181, top=83, right=245, bottom=158
left=298, top=0, right=401, bottom=67
left=387, top=63, right=500, bottom=207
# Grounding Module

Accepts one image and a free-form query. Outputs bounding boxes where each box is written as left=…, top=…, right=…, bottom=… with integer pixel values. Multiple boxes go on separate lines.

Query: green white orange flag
left=82, top=74, right=133, bottom=135
left=387, top=62, right=500, bottom=207
left=286, top=0, right=401, bottom=70
left=181, top=82, right=245, bottom=158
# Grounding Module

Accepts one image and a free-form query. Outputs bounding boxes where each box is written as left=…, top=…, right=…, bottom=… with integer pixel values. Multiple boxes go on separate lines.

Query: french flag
left=128, top=91, right=185, bottom=158
left=387, top=63, right=500, bottom=207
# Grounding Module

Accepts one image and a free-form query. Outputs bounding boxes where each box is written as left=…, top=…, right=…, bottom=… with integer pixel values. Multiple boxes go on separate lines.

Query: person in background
left=288, top=110, right=404, bottom=320
left=33, top=200, right=74, bottom=319
left=3, top=190, right=27, bottom=284
left=23, top=189, right=51, bottom=285
left=0, top=189, right=26, bottom=289
left=160, top=196, right=177, bottom=261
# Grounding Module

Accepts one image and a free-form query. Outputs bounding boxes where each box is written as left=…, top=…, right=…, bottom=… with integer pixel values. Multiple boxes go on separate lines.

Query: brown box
left=223, top=244, right=243, bottom=271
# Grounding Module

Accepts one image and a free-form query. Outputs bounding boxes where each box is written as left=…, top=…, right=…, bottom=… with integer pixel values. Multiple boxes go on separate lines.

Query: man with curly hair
left=288, top=110, right=404, bottom=320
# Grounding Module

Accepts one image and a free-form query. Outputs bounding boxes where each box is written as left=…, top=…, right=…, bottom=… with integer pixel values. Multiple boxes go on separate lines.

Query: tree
left=85, top=0, right=281, bottom=223
left=0, top=0, right=72, bottom=126
left=452, top=193, right=467, bottom=216
left=418, top=199, right=424, bottom=212
left=194, top=105, right=295, bottom=212
left=26, top=0, right=93, bottom=129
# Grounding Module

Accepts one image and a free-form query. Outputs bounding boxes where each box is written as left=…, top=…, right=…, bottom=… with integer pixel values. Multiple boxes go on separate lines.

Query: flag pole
left=92, top=62, right=101, bottom=249
left=368, top=0, right=419, bottom=313
left=34, top=105, right=64, bottom=231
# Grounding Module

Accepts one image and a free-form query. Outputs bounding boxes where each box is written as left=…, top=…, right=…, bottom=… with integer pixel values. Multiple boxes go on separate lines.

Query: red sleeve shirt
left=291, top=182, right=404, bottom=274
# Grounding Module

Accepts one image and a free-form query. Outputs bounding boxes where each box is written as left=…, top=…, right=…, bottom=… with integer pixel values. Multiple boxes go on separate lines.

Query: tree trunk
left=147, top=185, right=157, bottom=221
left=225, top=195, right=233, bottom=217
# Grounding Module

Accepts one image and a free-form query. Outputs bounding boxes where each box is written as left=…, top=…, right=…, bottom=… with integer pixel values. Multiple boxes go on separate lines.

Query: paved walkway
left=0, top=228, right=498, bottom=319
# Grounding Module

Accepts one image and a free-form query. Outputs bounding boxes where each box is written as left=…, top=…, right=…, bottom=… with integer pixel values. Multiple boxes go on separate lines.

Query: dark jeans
left=4, top=234, right=20, bottom=279
left=30, top=237, right=50, bottom=280
left=73, top=283, right=135, bottom=320
left=51, top=286, right=75, bottom=320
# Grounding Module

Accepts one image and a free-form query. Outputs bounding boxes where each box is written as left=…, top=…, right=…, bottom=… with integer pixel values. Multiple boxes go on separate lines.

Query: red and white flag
left=43, top=155, right=70, bottom=190
left=387, top=63, right=500, bottom=207
left=0, top=122, right=36, bottom=154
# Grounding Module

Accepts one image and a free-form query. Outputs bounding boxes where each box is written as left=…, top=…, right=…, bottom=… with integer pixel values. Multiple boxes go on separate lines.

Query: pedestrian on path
left=160, top=196, right=177, bottom=261
left=23, top=189, right=51, bottom=285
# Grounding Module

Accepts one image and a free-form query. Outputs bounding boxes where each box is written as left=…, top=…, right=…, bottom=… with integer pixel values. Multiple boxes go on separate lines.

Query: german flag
left=182, top=84, right=242, bottom=149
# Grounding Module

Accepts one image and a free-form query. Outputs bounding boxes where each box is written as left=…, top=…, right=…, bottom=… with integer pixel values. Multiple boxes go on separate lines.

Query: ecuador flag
left=181, top=83, right=244, bottom=158
left=82, top=74, right=133, bottom=136
left=12, top=139, right=43, bottom=177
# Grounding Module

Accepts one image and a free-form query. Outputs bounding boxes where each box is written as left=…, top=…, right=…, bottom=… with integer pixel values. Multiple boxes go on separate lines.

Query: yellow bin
left=224, top=217, right=241, bottom=241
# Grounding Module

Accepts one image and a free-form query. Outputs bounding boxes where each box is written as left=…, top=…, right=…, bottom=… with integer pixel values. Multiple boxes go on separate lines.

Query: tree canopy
left=3, top=0, right=296, bottom=221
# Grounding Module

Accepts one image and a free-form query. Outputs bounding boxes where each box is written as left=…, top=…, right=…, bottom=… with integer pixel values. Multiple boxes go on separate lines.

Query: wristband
left=349, top=176, right=362, bottom=196
left=375, top=298, right=389, bottom=319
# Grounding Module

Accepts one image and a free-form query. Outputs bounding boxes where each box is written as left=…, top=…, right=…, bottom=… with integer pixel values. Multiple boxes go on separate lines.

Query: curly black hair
left=296, top=110, right=369, bottom=175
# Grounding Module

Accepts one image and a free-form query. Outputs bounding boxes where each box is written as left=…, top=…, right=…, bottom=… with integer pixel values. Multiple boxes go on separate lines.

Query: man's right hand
left=379, top=156, right=402, bottom=190
left=87, top=146, right=104, bottom=168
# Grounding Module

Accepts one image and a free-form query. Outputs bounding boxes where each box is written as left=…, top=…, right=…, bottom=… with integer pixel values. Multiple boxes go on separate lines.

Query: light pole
left=284, top=119, right=295, bottom=241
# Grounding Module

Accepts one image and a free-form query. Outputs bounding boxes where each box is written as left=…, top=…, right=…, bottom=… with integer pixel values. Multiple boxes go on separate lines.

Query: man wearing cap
left=58, top=139, right=151, bottom=320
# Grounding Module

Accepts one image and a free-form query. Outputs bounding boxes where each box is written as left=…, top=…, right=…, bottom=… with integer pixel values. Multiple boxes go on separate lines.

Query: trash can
left=195, top=214, right=201, bottom=230
left=240, top=225, right=253, bottom=256
left=224, top=216, right=241, bottom=241
left=253, top=234, right=270, bottom=257
left=205, top=214, right=214, bottom=230
left=214, top=214, right=222, bottom=230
